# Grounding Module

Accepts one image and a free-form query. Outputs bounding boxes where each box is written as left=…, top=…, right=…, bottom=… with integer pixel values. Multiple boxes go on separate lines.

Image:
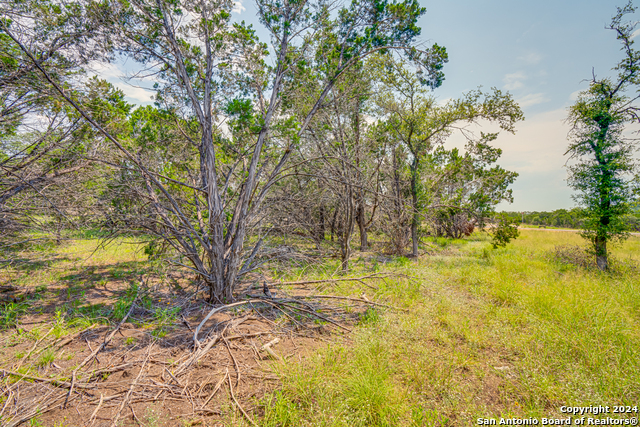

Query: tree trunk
left=340, top=240, right=351, bottom=273
left=330, top=206, right=338, bottom=242
left=317, top=205, right=325, bottom=242
left=595, top=235, right=608, bottom=270
left=356, top=204, right=368, bottom=251
left=411, top=221, right=418, bottom=257
left=410, top=158, right=419, bottom=257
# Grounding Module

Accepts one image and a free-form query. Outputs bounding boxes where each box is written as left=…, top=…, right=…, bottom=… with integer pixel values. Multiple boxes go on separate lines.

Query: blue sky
left=100, top=0, right=635, bottom=212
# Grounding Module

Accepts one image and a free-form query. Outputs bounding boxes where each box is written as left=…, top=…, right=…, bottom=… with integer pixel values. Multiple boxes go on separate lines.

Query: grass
left=3, top=228, right=638, bottom=426
left=260, top=230, right=640, bottom=426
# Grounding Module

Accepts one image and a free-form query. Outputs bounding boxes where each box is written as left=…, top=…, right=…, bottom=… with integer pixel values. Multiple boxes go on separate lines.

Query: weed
left=112, top=283, right=140, bottom=321
left=358, top=307, right=381, bottom=325
left=144, top=405, right=160, bottom=426
left=37, top=348, right=55, bottom=367
left=262, top=230, right=640, bottom=425
left=0, top=302, right=28, bottom=329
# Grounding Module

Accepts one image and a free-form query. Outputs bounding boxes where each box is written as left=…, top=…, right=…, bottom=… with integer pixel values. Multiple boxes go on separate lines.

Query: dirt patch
left=0, top=273, right=372, bottom=426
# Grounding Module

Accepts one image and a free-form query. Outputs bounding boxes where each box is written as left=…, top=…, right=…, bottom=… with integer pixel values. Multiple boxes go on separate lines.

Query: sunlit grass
left=261, top=230, right=640, bottom=426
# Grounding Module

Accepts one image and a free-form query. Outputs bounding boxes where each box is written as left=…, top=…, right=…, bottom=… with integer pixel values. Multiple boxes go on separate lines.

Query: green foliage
left=565, top=2, right=640, bottom=269
left=37, top=348, right=56, bottom=367
left=112, top=282, right=140, bottom=321
left=490, top=213, right=520, bottom=248
left=0, top=301, right=28, bottom=329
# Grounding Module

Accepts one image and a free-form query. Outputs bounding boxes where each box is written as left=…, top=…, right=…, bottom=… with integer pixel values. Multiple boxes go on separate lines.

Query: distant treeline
left=501, top=208, right=640, bottom=231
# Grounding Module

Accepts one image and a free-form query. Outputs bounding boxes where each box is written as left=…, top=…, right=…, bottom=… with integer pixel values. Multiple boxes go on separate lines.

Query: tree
left=566, top=1, right=640, bottom=271
left=1, top=0, right=113, bottom=238
left=373, top=56, right=523, bottom=256
left=428, top=133, right=518, bottom=239
left=6, top=0, right=448, bottom=302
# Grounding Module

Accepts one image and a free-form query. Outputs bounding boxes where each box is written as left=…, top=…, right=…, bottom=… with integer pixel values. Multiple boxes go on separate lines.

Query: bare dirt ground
left=0, top=265, right=377, bottom=427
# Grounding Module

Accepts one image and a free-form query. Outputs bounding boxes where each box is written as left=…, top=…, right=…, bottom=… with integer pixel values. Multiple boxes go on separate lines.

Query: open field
left=0, top=230, right=639, bottom=426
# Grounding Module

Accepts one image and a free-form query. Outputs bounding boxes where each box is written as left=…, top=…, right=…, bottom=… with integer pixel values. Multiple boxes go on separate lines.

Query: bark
left=330, top=206, right=338, bottom=242
left=356, top=204, right=368, bottom=251
left=410, top=157, right=420, bottom=257
left=595, top=236, right=608, bottom=271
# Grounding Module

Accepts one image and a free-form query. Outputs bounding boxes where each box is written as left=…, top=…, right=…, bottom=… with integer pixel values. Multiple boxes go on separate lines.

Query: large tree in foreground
left=4, top=0, right=448, bottom=301
left=566, top=1, right=640, bottom=271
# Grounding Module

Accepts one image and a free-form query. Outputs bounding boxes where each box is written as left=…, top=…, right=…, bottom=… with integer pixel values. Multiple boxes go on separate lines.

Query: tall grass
left=261, top=231, right=640, bottom=426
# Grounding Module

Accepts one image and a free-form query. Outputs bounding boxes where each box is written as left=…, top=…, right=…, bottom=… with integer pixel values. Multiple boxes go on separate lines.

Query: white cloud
left=118, top=85, right=155, bottom=104
left=232, top=0, right=246, bottom=13
left=440, top=109, right=578, bottom=210
left=516, top=93, right=549, bottom=108
left=86, top=61, right=155, bottom=105
left=87, top=62, right=124, bottom=80
left=632, top=28, right=640, bottom=39
left=518, top=52, right=542, bottom=65
left=503, top=71, right=526, bottom=91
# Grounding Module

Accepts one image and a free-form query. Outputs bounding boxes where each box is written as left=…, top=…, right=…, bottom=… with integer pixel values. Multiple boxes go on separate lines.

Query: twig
left=14, top=325, right=55, bottom=370
left=223, top=336, right=241, bottom=388
left=65, top=297, right=137, bottom=408
left=200, top=372, right=227, bottom=409
left=164, top=368, right=183, bottom=387
left=111, top=344, right=152, bottom=427
left=260, top=337, right=282, bottom=361
left=227, top=369, right=257, bottom=427
left=89, top=393, right=104, bottom=426
left=130, top=405, right=143, bottom=426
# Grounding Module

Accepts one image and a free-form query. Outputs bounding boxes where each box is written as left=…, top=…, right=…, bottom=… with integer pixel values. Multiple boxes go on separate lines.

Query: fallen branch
left=89, top=393, right=104, bottom=426
left=111, top=344, right=152, bottom=427
left=275, top=272, right=395, bottom=289
left=193, top=299, right=264, bottom=346
left=65, top=297, right=137, bottom=408
left=227, top=369, right=257, bottom=427
left=199, top=372, right=227, bottom=409
left=0, top=369, right=93, bottom=390
left=263, top=299, right=352, bottom=332
left=260, top=337, right=282, bottom=361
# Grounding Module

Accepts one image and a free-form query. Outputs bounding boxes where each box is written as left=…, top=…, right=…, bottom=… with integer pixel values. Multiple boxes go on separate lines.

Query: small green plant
left=359, top=307, right=381, bottom=325
left=151, top=306, right=179, bottom=338
left=37, top=348, right=56, bottom=367
left=490, top=213, right=520, bottom=248
left=29, top=416, right=44, bottom=426
left=144, top=405, right=160, bottom=426
left=124, top=336, right=137, bottom=346
left=112, top=283, right=140, bottom=321
left=0, top=302, right=27, bottom=329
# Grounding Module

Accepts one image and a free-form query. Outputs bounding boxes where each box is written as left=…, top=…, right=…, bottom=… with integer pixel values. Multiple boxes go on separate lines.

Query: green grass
left=260, top=230, right=640, bottom=426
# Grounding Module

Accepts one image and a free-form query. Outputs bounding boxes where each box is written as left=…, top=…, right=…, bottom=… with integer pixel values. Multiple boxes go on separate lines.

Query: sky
left=100, top=0, right=636, bottom=212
